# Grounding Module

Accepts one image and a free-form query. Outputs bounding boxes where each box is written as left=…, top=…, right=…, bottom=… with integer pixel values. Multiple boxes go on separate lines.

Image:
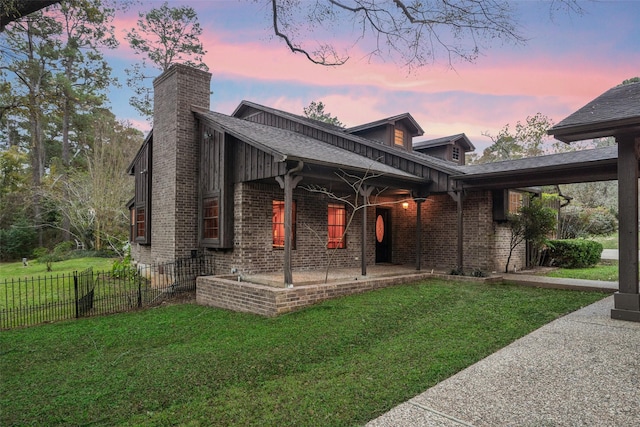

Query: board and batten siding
left=199, top=123, right=234, bottom=248
left=241, top=109, right=452, bottom=192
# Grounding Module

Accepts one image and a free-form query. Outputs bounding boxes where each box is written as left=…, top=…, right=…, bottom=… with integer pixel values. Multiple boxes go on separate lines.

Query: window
left=130, top=208, right=135, bottom=242
left=129, top=139, right=151, bottom=244
left=394, top=128, right=404, bottom=146
left=203, top=197, right=219, bottom=239
left=136, top=208, right=146, bottom=238
left=508, top=191, right=523, bottom=214
left=452, top=146, right=460, bottom=161
left=327, top=203, right=346, bottom=249
left=273, top=200, right=296, bottom=248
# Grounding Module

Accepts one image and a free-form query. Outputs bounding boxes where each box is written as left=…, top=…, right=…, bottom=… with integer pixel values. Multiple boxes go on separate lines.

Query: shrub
left=559, top=206, right=617, bottom=239
left=449, top=266, right=464, bottom=276
left=548, top=239, right=603, bottom=268
left=470, top=268, right=487, bottom=278
left=0, top=218, right=37, bottom=261
left=586, top=207, right=617, bottom=236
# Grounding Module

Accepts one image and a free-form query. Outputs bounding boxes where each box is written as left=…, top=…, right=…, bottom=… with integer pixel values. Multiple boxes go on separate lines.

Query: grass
left=545, top=261, right=619, bottom=282
left=591, top=233, right=619, bottom=250
left=1, top=280, right=605, bottom=426
left=0, top=257, right=116, bottom=280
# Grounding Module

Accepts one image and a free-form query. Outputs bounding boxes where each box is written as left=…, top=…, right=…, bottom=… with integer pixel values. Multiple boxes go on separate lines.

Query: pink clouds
left=204, top=24, right=634, bottom=113
left=105, top=1, right=640, bottom=155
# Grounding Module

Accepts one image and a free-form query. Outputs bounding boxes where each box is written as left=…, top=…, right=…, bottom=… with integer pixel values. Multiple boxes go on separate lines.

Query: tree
left=125, top=2, right=208, bottom=118
left=475, top=113, right=555, bottom=163
left=49, top=0, right=118, bottom=240
left=303, top=162, right=410, bottom=283
left=42, top=110, right=142, bottom=251
left=303, top=101, right=344, bottom=127
left=0, top=11, right=61, bottom=244
left=505, top=196, right=557, bottom=273
left=268, top=0, right=583, bottom=69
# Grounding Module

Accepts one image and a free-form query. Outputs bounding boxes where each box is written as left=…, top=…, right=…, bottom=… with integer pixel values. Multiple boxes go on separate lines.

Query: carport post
left=611, top=135, right=640, bottom=321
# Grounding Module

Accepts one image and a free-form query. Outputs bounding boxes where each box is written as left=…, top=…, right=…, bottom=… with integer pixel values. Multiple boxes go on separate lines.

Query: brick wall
left=398, top=191, right=524, bottom=273
left=196, top=183, right=525, bottom=278
left=150, top=64, right=211, bottom=263
left=197, top=271, right=501, bottom=317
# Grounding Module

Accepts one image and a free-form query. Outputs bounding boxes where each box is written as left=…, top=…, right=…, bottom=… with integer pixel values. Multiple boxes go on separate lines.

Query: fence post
left=137, top=276, right=142, bottom=308
left=74, top=271, right=79, bottom=319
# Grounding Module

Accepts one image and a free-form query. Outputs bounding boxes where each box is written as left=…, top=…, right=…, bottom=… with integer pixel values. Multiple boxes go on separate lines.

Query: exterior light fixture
left=402, top=202, right=409, bottom=210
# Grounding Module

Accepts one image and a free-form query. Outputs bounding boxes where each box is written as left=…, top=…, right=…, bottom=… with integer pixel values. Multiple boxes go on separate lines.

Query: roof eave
left=549, top=117, right=640, bottom=143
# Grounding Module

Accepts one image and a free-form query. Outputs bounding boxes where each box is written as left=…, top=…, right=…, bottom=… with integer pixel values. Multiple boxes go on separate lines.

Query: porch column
left=276, top=162, right=303, bottom=286
left=359, top=185, right=374, bottom=276
left=415, top=199, right=423, bottom=271
left=612, top=135, right=640, bottom=321
left=449, top=190, right=465, bottom=271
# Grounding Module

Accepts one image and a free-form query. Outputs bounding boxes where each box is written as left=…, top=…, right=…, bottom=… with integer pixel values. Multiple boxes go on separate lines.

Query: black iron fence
left=1, top=255, right=215, bottom=329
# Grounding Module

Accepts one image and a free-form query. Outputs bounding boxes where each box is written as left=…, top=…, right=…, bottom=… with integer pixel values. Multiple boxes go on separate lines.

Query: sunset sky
left=104, top=0, right=640, bottom=152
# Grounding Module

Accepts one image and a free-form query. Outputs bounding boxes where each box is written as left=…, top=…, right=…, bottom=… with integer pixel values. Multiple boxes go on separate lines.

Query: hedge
left=548, top=239, right=603, bottom=268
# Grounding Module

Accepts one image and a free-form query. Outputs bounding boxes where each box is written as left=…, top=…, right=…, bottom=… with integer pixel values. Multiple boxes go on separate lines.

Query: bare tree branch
left=268, top=0, right=583, bottom=69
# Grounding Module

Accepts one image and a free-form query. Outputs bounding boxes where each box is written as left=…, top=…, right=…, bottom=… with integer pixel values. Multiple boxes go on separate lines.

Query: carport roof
left=453, top=146, right=618, bottom=189
left=549, top=82, right=640, bottom=143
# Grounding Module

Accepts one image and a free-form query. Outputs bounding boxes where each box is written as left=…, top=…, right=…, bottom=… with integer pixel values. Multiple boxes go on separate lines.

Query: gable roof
left=232, top=100, right=346, bottom=132
left=230, top=100, right=461, bottom=175
left=549, top=82, right=640, bottom=143
left=195, top=109, right=426, bottom=183
left=413, top=133, right=475, bottom=152
left=345, top=113, right=424, bottom=137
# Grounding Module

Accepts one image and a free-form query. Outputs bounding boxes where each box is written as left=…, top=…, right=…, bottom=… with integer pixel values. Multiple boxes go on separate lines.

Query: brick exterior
left=132, top=64, right=211, bottom=265
left=130, top=64, right=526, bottom=282
left=193, top=183, right=526, bottom=278
left=197, top=272, right=502, bottom=317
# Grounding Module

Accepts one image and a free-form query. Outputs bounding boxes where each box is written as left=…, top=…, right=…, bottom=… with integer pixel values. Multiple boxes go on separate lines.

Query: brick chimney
left=151, top=64, right=211, bottom=262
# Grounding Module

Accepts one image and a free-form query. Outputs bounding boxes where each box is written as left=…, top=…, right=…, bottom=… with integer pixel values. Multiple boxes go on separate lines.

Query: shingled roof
left=345, top=113, right=424, bottom=137
left=413, top=133, right=475, bottom=152
left=453, top=146, right=618, bottom=189
left=231, top=100, right=462, bottom=175
left=549, top=81, right=640, bottom=142
left=195, top=109, right=425, bottom=183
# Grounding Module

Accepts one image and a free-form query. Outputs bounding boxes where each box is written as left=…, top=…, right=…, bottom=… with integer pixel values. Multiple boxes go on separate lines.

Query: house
left=127, top=64, right=530, bottom=286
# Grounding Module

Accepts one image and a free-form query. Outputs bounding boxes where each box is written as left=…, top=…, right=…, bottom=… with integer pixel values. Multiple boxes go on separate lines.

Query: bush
left=0, top=218, right=37, bottom=261
left=587, top=207, right=617, bottom=236
left=559, top=206, right=617, bottom=239
left=548, top=239, right=603, bottom=268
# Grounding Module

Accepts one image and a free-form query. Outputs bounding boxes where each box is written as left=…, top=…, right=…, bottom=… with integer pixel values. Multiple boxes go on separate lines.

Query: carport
left=452, top=81, right=640, bottom=322
left=549, top=82, right=640, bottom=322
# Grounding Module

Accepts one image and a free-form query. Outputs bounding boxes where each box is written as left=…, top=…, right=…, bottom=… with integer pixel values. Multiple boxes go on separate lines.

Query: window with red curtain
left=272, top=200, right=296, bottom=248
left=203, top=197, right=219, bottom=239
left=327, top=203, right=346, bottom=249
left=136, top=208, right=145, bottom=238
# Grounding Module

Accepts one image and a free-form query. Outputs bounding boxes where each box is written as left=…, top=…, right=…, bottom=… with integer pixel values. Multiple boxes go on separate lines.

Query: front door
left=375, top=208, right=392, bottom=263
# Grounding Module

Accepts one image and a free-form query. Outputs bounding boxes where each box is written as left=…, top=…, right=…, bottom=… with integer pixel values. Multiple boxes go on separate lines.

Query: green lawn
left=545, top=262, right=619, bottom=282
left=1, top=280, right=605, bottom=426
left=0, top=257, right=116, bottom=280
left=591, top=233, right=619, bottom=250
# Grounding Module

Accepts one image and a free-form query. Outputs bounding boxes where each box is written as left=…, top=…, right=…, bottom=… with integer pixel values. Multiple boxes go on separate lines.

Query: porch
left=197, top=264, right=498, bottom=317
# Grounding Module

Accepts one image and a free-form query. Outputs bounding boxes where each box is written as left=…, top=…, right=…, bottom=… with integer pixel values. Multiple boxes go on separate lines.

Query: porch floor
left=243, top=264, right=449, bottom=287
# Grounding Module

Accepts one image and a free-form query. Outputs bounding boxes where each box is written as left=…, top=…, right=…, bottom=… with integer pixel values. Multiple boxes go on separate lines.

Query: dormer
left=413, top=133, right=475, bottom=165
left=345, top=113, right=424, bottom=151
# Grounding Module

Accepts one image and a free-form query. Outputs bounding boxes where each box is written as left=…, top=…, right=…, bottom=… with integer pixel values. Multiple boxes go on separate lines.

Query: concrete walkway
left=366, top=275, right=640, bottom=427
